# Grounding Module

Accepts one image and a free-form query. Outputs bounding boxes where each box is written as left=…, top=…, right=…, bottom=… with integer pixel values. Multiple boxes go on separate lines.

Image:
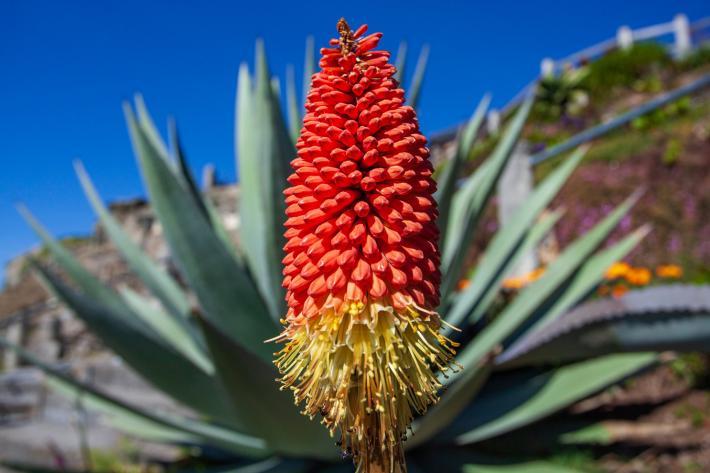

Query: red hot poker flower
left=274, top=19, right=458, bottom=473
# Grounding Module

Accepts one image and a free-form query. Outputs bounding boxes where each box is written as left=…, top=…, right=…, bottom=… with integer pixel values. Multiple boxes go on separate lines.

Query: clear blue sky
left=1, top=0, right=707, bottom=285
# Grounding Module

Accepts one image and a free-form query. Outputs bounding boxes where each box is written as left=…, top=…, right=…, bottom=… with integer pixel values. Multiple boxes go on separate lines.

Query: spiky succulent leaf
left=409, top=364, right=492, bottom=448
left=447, top=208, right=564, bottom=331
left=518, top=224, right=650, bottom=339
left=32, top=264, right=241, bottom=424
left=196, top=316, right=337, bottom=459
left=446, top=146, right=586, bottom=327
left=393, top=41, right=408, bottom=84
left=125, top=103, right=278, bottom=362
left=445, top=353, right=655, bottom=445
left=435, top=93, right=491, bottom=243
left=499, top=285, right=710, bottom=368
left=441, top=94, right=534, bottom=300
left=286, top=65, right=301, bottom=143
left=235, top=41, right=292, bottom=322
left=450, top=191, right=641, bottom=378
left=74, top=161, right=193, bottom=324
left=408, top=45, right=429, bottom=110
left=0, top=335, right=268, bottom=457
left=414, top=449, right=584, bottom=473
left=302, top=36, right=315, bottom=105
left=17, top=205, right=148, bottom=330
left=119, top=286, right=213, bottom=374
left=169, top=120, right=241, bottom=261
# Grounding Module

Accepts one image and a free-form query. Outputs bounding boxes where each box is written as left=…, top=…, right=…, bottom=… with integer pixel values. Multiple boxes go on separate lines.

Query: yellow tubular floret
left=274, top=300, right=459, bottom=473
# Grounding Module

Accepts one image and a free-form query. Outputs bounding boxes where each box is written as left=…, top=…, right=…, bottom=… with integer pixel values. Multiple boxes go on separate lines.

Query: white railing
left=431, top=13, right=710, bottom=143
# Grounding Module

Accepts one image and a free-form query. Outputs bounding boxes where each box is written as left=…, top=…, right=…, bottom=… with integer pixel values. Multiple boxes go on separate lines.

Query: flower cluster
left=457, top=262, right=685, bottom=300
left=274, top=19, right=457, bottom=473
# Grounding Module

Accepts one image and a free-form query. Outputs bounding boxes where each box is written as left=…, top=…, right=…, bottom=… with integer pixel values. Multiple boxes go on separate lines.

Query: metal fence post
left=617, top=26, right=634, bottom=50
left=673, top=14, right=692, bottom=59
left=540, top=58, right=555, bottom=78
left=497, top=140, right=537, bottom=276
left=486, top=109, right=501, bottom=135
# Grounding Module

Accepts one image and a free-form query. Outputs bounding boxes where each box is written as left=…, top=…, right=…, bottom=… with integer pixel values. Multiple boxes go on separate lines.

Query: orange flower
left=624, top=267, right=652, bottom=286
left=502, top=276, right=525, bottom=290
left=656, top=264, right=683, bottom=279
left=274, top=19, right=457, bottom=473
left=458, top=279, right=471, bottom=291
left=612, top=283, right=629, bottom=298
left=502, top=267, right=545, bottom=290
left=605, top=261, right=631, bottom=280
left=527, top=267, right=546, bottom=283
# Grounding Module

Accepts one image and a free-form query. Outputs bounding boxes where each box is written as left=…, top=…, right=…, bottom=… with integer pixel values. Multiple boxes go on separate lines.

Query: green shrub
left=679, top=45, right=710, bottom=70
left=662, top=138, right=683, bottom=166
left=581, top=43, right=670, bottom=98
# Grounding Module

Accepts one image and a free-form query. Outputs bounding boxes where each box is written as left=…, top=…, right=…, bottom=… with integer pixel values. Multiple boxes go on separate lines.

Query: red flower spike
left=274, top=19, right=458, bottom=473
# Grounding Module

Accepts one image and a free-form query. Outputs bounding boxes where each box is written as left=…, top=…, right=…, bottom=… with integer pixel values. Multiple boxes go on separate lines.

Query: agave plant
left=4, top=19, right=710, bottom=473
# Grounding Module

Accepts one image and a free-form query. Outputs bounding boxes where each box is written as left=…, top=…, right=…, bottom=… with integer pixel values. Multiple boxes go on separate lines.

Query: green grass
left=547, top=448, right=603, bottom=473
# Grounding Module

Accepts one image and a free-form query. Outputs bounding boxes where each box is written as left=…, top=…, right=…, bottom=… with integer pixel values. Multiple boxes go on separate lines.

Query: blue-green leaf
left=446, top=146, right=586, bottom=327
left=435, top=94, right=491, bottom=244
left=196, top=316, right=337, bottom=460
left=125, top=103, right=278, bottom=361
left=74, top=161, right=192, bottom=324
left=447, top=353, right=655, bottom=444
left=449, top=191, right=641, bottom=380
left=408, top=45, right=429, bottom=110
left=119, top=286, right=213, bottom=374
left=441, top=93, right=535, bottom=300
left=0, top=335, right=268, bottom=457
left=394, top=41, right=408, bottom=85
left=235, top=42, right=291, bottom=323
left=498, top=285, right=710, bottom=368
left=32, top=263, right=238, bottom=424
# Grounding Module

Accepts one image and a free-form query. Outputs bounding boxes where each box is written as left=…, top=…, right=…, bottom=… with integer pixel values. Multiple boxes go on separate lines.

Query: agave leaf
left=74, top=161, right=192, bottom=324
left=446, top=353, right=655, bottom=445
left=0, top=336, right=269, bottom=457
left=462, top=460, right=583, bottom=473
left=435, top=94, right=491, bottom=243
left=196, top=316, right=337, bottom=460
left=125, top=104, right=278, bottom=361
left=17, top=205, right=148, bottom=331
left=446, top=146, right=587, bottom=327
left=498, top=285, right=710, bottom=368
left=447, top=208, right=565, bottom=331
left=440, top=159, right=491, bottom=281
left=408, top=364, right=492, bottom=448
left=474, top=418, right=611, bottom=457
left=441, top=93, right=535, bottom=301
left=286, top=65, right=301, bottom=143
left=302, top=36, right=314, bottom=105
left=119, top=286, right=213, bottom=374
left=135, top=94, right=170, bottom=160
left=450, top=190, right=641, bottom=378
left=393, top=41, right=407, bottom=84
left=47, top=377, right=197, bottom=444
left=515, top=224, right=650, bottom=341
left=414, top=448, right=584, bottom=473
left=169, top=119, right=209, bottom=217
left=235, top=41, right=291, bottom=323
left=173, top=458, right=312, bottom=473
left=0, top=462, right=83, bottom=473
left=169, top=121, right=243, bottom=262
left=33, top=263, right=240, bottom=425
left=408, top=44, right=429, bottom=110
